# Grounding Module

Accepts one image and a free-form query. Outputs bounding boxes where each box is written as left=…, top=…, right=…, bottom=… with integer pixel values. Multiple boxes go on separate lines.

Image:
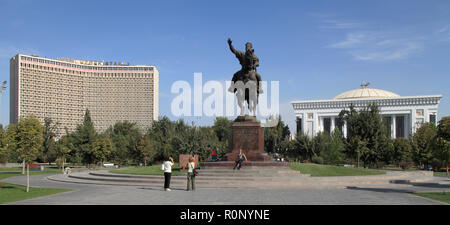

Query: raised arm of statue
left=228, top=38, right=237, bottom=55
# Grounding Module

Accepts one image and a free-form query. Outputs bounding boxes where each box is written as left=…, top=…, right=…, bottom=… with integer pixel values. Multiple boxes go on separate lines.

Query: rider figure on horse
left=227, top=38, right=263, bottom=95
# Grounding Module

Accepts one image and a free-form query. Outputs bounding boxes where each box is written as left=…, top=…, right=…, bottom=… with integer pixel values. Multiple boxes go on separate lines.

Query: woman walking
left=162, top=156, right=174, bottom=191
left=185, top=156, right=196, bottom=191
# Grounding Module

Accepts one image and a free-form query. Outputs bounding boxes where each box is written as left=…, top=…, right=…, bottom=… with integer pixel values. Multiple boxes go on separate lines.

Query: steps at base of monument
left=200, top=161, right=289, bottom=167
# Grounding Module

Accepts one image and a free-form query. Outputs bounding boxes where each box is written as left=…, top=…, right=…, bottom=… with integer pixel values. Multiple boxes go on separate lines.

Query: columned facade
left=291, top=88, right=442, bottom=139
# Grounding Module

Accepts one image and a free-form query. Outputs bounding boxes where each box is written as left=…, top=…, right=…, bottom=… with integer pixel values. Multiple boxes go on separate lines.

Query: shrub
left=312, top=156, right=324, bottom=164
left=376, top=161, right=385, bottom=169
left=399, top=161, right=414, bottom=170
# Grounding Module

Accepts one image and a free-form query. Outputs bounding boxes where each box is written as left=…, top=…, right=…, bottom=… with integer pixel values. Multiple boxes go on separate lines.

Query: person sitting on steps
left=233, top=149, right=248, bottom=170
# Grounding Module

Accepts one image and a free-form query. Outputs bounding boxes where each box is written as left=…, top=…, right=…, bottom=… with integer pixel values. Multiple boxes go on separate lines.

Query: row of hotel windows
left=20, top=56, right=154, bottom=71
left=21, top=66, right=153, bottom=78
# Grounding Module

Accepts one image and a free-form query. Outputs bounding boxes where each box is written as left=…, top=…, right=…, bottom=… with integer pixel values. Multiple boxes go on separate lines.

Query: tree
left=322, top=129, right=345, bottom=165
left=0, top=124, right=8, bottom=163
left=212, top=117, right=231, bottom=142
left=136, top=134, right=154, bottom=166
left=105, top=121, right=142, bottom=165
left=292, top=133, right=315, bottom=162
left=7, top=115, right=44, bottom=192
left=436, top=116, right=450, bottom=175
left=71, top=109, right=98, bottom=167
left=264, top=115, right=290, bottom=153
left=92, top=136, right=114, bottom=166
left=393, top=138, right=413, bottom=164
left=412, top=123, right=437, bottom=169
left=40, top=118, right=59, bottom=163
left=339, top=104, right=392, bottom=168
left=55, top=134, right=72, bottom=173
left=147, top=116, right=176, bottom=161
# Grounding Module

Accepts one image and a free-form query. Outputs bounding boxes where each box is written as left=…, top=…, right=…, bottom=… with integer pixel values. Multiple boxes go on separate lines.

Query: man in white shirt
left=162, top=156, right=174, bottom=191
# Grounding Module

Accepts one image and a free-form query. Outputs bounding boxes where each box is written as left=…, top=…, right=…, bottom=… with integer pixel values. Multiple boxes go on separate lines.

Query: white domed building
left=291, top=85, right=442, bottom=139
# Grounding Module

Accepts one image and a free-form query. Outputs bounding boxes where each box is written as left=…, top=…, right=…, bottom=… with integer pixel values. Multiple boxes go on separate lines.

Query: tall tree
left=212, top=117, right=231, bottom=142
left=322, top=129, right=345, bottom=165
left=71, top=109, right=97, bottom=167
left=0, top=124, right=8, bottom=163
left=105, top=121, right=142, bottom=165
left=339, top=104, right=392, bottom=168
left=148, top=116, right=176, bottom=160
left=136, top=134, right=154, bottom=166
left=412, top=123, right=437, bottom=169
left=436, top=116, right=450, bottom=175
left=264, top=115, right=290, bottom=153
left=40, top=117, right=59, bottom=163
left=92, top=136, right=114, bottom=166
left=6, top=115, right=44, bottom=192
left=55, top=134, right=72, bottom=173
left=393, top=137, right=413, bottom=165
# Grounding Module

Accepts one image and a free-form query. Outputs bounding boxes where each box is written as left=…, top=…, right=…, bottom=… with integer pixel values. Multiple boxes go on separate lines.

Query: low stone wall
left=179, top=154, right=199, bottom=170
left=0, top=163, right=21, bottom=168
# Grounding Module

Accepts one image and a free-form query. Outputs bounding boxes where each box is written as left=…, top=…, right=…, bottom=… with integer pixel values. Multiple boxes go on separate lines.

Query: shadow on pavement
left=346, top=186, right=414, bottom=193
left=410, top=182, right=450, bottom=189
left=346, top=181, right=450, bottom=194
left=138, top=187, right=187, bottom=191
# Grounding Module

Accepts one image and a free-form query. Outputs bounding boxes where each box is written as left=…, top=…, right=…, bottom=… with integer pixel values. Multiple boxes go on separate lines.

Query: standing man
left=162, top=156, right=174, bottom=191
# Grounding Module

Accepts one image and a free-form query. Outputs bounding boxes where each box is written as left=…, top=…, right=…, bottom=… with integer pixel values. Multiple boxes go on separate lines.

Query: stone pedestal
left=225, top=115, right=270, bottom=161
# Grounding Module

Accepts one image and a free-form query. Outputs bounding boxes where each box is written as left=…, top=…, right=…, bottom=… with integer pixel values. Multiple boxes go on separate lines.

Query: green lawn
left=110, top=163, right=192, bottom=176
left=0, top=167, right=70, bottom=204
left=434, top=172, right=450, bottom=177
left=0, top=182, right=70, bottom=204
left=0, top=168, right=62, bottom=180
left=290, top=162, right=386, bottom=176
left=414, top=192, right=450, bottom=204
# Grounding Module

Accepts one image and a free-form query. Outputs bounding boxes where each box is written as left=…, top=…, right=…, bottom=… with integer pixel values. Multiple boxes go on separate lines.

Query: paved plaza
left=2, top=173, right=449, bottom=205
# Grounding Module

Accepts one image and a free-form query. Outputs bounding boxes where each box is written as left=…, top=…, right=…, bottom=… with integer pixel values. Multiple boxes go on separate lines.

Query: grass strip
left=290, top=162, right=386, bottom=176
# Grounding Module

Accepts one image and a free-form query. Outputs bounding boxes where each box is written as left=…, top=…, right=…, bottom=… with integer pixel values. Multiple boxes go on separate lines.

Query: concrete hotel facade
left=10, top=54, right=159, bottom=136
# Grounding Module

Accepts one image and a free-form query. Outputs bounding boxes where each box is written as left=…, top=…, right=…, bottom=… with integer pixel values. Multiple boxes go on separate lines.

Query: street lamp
left=0, top=81, right=6, bottom=94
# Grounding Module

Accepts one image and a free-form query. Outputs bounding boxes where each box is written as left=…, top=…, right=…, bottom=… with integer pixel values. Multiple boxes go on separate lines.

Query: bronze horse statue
left=227, top=38, right=263, bottom=116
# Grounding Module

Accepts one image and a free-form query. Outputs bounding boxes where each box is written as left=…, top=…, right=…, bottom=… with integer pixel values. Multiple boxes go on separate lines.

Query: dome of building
left=333, top=88, right=400, bottom=100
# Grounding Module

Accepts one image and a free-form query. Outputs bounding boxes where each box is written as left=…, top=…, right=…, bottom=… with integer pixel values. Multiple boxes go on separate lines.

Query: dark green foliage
left=393, top=137, right=413, bottom=164
left=92, top=136, right=114, bottom=165
left=321, top=129, right=345, bottom=165
left=411, top=123, right=437, bottom=168
left=0, top=124, right=8, bottom=163
left=70, top=109, right=98, bottom=167
left=146, top=116, right=228, bottom=162
left=6, top=115, right=44, bottom=163
left=339, top=104, right=393, bottom=168
left=212, top=117, right=231, bottom=142
left=435, top=116, right=450, bottom=174
left=264, top=115, right=290, bottom=153
left=38, top=118, right=59, bottom=163
left=104, top=121, right=142, bottom=165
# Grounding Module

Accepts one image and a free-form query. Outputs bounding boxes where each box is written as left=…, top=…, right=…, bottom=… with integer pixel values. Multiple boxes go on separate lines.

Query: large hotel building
left=10, top=54, right=159, bottom=136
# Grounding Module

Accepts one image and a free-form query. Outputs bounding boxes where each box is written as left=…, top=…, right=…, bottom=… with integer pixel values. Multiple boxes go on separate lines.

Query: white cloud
left=328, top=32, right=368, bottom=48
left=435, top=24, right=450, bottom=41
left=320, top=19, right=364, bottom=29
left=328, top=30, right=423, bottom=62
left=350, top=41, right=422, bottom=61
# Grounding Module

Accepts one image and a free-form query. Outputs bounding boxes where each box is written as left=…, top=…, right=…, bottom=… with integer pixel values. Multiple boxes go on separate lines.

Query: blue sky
left=1, top=0, right=449, bottom=133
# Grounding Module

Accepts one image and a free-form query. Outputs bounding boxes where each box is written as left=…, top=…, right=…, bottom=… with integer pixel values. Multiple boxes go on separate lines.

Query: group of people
left=161, top=149, right=248, bottom=192
left=161, top=156, right=196, bottom=192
